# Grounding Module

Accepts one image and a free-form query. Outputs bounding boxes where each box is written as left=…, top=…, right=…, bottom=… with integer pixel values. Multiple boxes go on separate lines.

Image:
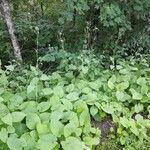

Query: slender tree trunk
left=0, top=0, right=22, bottom=62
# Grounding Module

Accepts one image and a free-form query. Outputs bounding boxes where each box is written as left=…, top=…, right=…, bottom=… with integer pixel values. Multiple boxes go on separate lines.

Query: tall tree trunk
left=0, top=0, right=22, bottom=62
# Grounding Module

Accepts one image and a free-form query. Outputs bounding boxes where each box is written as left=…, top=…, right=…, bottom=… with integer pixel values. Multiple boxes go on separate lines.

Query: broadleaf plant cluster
left=0, top=53, right=150, bottom=150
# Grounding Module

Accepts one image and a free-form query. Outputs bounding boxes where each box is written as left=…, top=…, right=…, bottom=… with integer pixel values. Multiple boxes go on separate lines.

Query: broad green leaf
left=50, top=119, right=64, bottom=137
left=19, top=101, right=38, bottom=114
left=49, top=95, right=60, bottom=106
left=79, top=110, right=90, bottom=126
left=39, top=113, right=50, bottom=123
left=36, top=134, right=57, bottom=150
left=40, top=74, right=50, bottom=81
left=64, top=123, right=76, bottom=137
left=7, top=126, right=15, bottom=134
left=61, top=137, right=83, bottom=150
left=27, top=84, right=35, bottom=94
left=36, top=123, right=50, bottom=135
left=11, top=112, right=26, bottom=122
left=21, top=133, right=36, bottom=150
left=120, top=117, right=129, bottom=128
left=82, top=87, right=92, bottom=94
left=66, top=84, right=74, bottom=92
left=0, top=88, right=4, bottom=95
left=137, top=77, right=146, bottom=85
left=66, top=92, right=79, bottom=101
left=26, top=113, right=41, bottom=130
left=141, top=84, right=148, bottom=94
left=37, top=102, right=51, bottom=112
left=116, top=81, right=129, bottom=91
left=101, top=104, right=114, bottom=114
left=130, top=89, right=143, bottom=100
left=53, top=86, right=64, bottom=98
left=1, top=113, right=12, bottom=126
left=0, top=128, right=8, bottom=143
left=0, top=103, right=9, bottom=118
left=116, top=91, right=125, bottom=101
left=0, top=97, right=4, bottom=102
left=42, top=88, right=53, bottom=96
left=9, top=95, right=24, bottom=109
left=134, top=104, right=143, bottom=113
left=83, top=136, right=99, bottom=148
left=90, top=106, right=98, bottom=116
left=108, top=75, right=116, bottom=90
left=61, top=99, right=73, bottom=110
left=7, top=136, right=23, bottom=150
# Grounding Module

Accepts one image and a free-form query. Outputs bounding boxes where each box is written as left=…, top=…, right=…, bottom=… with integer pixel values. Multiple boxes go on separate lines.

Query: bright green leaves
left=116, top=91, right=126, bottom=102
left=130, top=89, right=143, bottom=100
left=116, top=81, right=129, bottom=91
left=37, top=102, right=51, bottom=112
left=66, top=92, right=79, bottom=101
left=26, top=113, right=41, bottom=130
left=53, top=86, right=64, bottom=98
left=90, top=106, right=98, bottom=117
left=11, top=112, right=26, bottom=122
left=0, top=128, right=8, bottom=143
left=42, top=88, right=53, bottom=96
left=108, top=75, right=116, bottom=90
left=61, top=137, right=83, bottom=150
left=0, top=103, right=9, bottom=118
left=1, top=113, right=12, bottom=126
left=7, top=135, right=24, bottom=150
left=36, top=134, right=58, bottom=150
left=36, top=123, right=50, bottom=135
left=50, top=119, right=64, bottom=137
left=120, top=117, right=139, bottom=136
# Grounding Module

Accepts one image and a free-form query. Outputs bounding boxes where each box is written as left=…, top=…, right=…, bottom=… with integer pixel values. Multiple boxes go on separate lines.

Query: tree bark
left=0, top=0, right=22, bottom=62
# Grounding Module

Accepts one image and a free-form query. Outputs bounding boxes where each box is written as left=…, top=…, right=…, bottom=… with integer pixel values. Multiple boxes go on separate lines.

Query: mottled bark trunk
left=0, top=0, right=22, bottom=62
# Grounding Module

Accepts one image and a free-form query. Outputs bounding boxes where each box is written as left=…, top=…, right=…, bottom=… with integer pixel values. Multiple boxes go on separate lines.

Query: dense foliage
left=0, top=0, right=150, bottom=149
left=0, top=52, right=150, bottom=150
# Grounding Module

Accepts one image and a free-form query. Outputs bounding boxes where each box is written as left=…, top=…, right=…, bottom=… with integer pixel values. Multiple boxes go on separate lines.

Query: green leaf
left=137, top=77, right=146, bottom=85
left=66, top=92, right=79, bottom=101
left=61, top=137, right=83, bottom=150
left=37, top=102, right=51, bottom=112
left=134, top=104, right=143, bottom=113
left=0, top=128, right=8, bottom=143
left=130, top=89, right=143, bottom=100
left=0, top=103, right=9, bottom=118
left=39, top=113, right=50, bottom=123
left=64, top=123, right=76, bottom=138
left=42, top=88, right=53, bottom=96
left=116, top=91, right=125, bottom=101
left=26, top=113, right=41, bottom=130
left=101, top=104, right=114, bottom=114
left=36, top=134, right=57, bottom=150
left=36, top=123, right=50, bottom=135
left=79, top=110, right=90, bottom=126
left=40, top=74, right=50, bottom=81
left=7, top=136, right=23, bottom=150
left=11, top=112, right=26, bottom=122
left=27, top=84, right=35, bottom=94
left=83, top=136, right=99, bottom=148
left=108, top=75, right=116, bottom=90
left=61, top=99, right=73, bottom=110
left=120, top=117, right=129, bottom=128
left=50, top=119, right=64, bottom=137
left=21, top=133, right=36, bottom=150
left=53, top=86, right=64, bottom=98
left=90, top=106, right=98, bottom=116
left=0, top=88, right=4, bottom=95
left=116, top=81, right=129, bottom=91
left=1, top=113, right=12, bottom=126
